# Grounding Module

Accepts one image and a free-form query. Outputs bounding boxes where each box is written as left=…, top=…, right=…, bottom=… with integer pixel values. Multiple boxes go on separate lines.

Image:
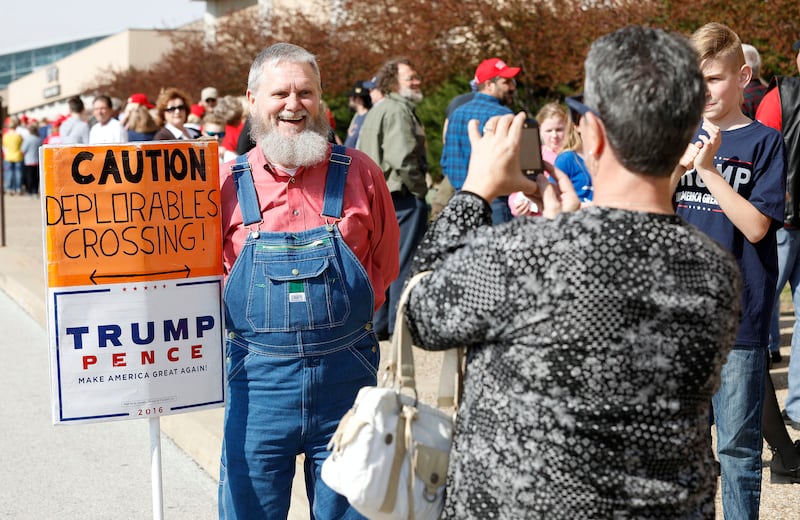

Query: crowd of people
left=4, top=19, right=800, bottom=520
left=1, top=86, right=250, bottom=196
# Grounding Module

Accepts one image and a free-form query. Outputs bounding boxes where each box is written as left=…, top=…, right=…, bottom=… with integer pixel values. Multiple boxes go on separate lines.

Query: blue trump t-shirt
left=674, top=120, right=785, bottom=348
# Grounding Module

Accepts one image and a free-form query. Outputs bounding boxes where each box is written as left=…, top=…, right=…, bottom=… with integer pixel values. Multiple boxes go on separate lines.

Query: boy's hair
left=742, top=43, right=761, bottom=78
left=691, top=22, right=745, bottom=71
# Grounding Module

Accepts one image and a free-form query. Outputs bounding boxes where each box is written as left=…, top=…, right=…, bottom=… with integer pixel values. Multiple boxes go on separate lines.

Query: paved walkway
left=1, top=192, right=798, bottom=518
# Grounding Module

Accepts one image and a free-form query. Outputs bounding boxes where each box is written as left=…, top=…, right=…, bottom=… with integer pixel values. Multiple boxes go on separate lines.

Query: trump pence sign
left=42, top=141, right=224, bottom=424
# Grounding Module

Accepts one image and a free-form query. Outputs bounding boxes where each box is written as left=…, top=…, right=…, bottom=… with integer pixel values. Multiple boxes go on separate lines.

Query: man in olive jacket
left=357, top=57, right=429, bottom=340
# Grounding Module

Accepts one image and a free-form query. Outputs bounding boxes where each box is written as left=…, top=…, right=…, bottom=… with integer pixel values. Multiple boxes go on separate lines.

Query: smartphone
left=519, top=118, right=544, bottom=178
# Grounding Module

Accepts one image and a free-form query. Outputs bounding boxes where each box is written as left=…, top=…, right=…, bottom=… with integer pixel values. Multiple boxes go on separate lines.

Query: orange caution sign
left=41, top=141, right=222, bottom=287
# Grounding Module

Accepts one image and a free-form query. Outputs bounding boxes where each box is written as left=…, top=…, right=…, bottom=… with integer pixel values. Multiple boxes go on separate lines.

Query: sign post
left=41, top=140, right=224, bottom=516
left=151, top=417, right=164, bottom=520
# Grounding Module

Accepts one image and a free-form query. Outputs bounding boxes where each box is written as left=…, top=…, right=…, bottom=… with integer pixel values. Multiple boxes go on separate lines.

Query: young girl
left=509, top=102, right=571, bottom=216
left=537, top=102, right=568, bottom=164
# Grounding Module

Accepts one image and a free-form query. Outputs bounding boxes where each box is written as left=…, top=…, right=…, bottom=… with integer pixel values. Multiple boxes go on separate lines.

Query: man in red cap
left=440, top=57, right=520, bottom=223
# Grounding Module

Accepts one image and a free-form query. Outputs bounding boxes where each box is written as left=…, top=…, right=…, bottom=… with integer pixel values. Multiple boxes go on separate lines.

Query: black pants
left=23, top=164, right=39, bottom=195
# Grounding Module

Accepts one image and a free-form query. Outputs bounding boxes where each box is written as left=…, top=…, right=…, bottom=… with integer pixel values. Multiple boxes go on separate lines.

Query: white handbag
left=321, top=271, right=463, bottom=520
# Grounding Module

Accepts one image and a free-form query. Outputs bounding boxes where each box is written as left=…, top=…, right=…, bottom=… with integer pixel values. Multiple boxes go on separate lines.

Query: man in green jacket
left=357, top=57, right=429, bottom=340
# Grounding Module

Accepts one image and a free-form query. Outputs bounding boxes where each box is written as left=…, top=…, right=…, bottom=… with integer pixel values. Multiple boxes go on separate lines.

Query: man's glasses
left=205, top=131, right=226, bottom=138
left=204, top=98, right=217, bottom=104
left=565, top=95, right=600, bottom=126
left=165, top=105, right=187, bottom=113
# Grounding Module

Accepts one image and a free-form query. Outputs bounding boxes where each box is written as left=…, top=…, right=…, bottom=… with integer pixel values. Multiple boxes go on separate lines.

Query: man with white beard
left=357, top=57, right=429, bottom=341
left=217, top=42, right=400, bottom=520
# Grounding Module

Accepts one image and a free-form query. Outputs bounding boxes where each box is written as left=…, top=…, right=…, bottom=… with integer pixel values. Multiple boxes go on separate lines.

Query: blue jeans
left=770, top=227, right=800, bottom=420
left=3, top=160, right=22, bottom=193
left=219, top=339, right=377, bottom=519
left=373, top=192, right=427, bottom=336
left=712, top=347, right=766, bottom=519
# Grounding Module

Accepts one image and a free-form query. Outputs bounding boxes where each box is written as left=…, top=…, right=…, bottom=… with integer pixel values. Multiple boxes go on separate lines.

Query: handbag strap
left=387, top=271, right=464, bottom=413
left=437, top=348, right=465, bottom=410
left=388, top=270, right=432, bottom=394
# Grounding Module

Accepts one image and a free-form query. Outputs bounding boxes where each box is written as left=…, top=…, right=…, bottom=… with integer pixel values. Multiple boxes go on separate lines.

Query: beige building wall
left=7, top=30, right=199, bottom=119
left=6, top=0, right=332, bottom=120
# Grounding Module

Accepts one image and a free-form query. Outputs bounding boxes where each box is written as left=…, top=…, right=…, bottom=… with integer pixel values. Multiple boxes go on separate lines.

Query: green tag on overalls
left=289, top=281, right=306, bottom=302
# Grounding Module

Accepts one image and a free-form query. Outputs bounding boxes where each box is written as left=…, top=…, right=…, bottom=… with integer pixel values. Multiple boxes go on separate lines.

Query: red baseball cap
left=128, top=93, right=154, bottom=108
left=474, top=58, right=521, bottom=84
left=190, top=104, right=206, bottom=118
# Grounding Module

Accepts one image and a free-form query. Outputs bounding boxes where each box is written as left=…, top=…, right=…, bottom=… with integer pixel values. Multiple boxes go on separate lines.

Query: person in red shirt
left=217, top=42, right=399, bottom=519
left=215, top=95, right=245, bottom=156
left=757, top=39, right=800, bottom=484
left=758, top=39, right=800, bottom=368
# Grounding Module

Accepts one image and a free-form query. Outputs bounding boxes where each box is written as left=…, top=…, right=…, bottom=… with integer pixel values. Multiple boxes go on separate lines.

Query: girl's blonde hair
left=535, top=102, right=567, bottom=127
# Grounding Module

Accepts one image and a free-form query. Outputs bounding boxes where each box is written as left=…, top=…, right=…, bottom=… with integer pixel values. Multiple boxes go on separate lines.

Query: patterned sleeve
left=406, top=191, right=512, bottom=350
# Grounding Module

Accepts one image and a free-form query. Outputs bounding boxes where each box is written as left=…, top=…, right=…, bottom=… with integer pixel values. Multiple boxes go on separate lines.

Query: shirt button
left=292, top=268, right=300, bottom=275
left=293, top=209, right=300, bottom=216
left=290, top=177, right=296, bottom=184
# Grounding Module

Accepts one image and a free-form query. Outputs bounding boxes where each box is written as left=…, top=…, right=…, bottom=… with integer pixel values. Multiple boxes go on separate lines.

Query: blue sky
left=0, top=0, right=207, bottom=55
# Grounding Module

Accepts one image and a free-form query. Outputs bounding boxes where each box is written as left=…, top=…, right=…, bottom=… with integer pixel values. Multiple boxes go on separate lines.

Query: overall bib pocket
left=246, top=241, right=352, bottom=332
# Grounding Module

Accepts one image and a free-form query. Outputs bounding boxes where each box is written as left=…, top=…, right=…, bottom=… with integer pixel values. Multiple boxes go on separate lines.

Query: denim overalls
left=219, top=148, right=377, bottom=520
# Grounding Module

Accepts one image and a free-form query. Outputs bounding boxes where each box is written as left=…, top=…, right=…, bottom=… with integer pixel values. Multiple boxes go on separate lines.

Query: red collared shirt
left=220, top=144, right=400, bottom=310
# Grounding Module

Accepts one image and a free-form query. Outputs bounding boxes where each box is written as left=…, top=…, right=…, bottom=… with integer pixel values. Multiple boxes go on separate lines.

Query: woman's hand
left=535, top=164, right=581, bottom=219
left=462, top=113, right=540, bottom=203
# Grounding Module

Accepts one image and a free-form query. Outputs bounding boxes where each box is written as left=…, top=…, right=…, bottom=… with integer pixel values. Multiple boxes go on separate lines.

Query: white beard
left=400, top=88, right=423, bottom=104
left=252, top=111, right=331, bottom=168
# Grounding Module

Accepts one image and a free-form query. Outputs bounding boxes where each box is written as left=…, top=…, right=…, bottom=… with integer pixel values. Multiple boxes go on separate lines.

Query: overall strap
left=231, top=154, right=262, bottom=226
left=321, top=144, right=352, bottom=219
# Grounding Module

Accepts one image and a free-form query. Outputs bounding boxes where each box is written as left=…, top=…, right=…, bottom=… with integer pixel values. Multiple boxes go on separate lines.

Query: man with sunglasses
left=441, top=57, right=520, bottom=225
left=200, top=86, right=218, bottom=111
